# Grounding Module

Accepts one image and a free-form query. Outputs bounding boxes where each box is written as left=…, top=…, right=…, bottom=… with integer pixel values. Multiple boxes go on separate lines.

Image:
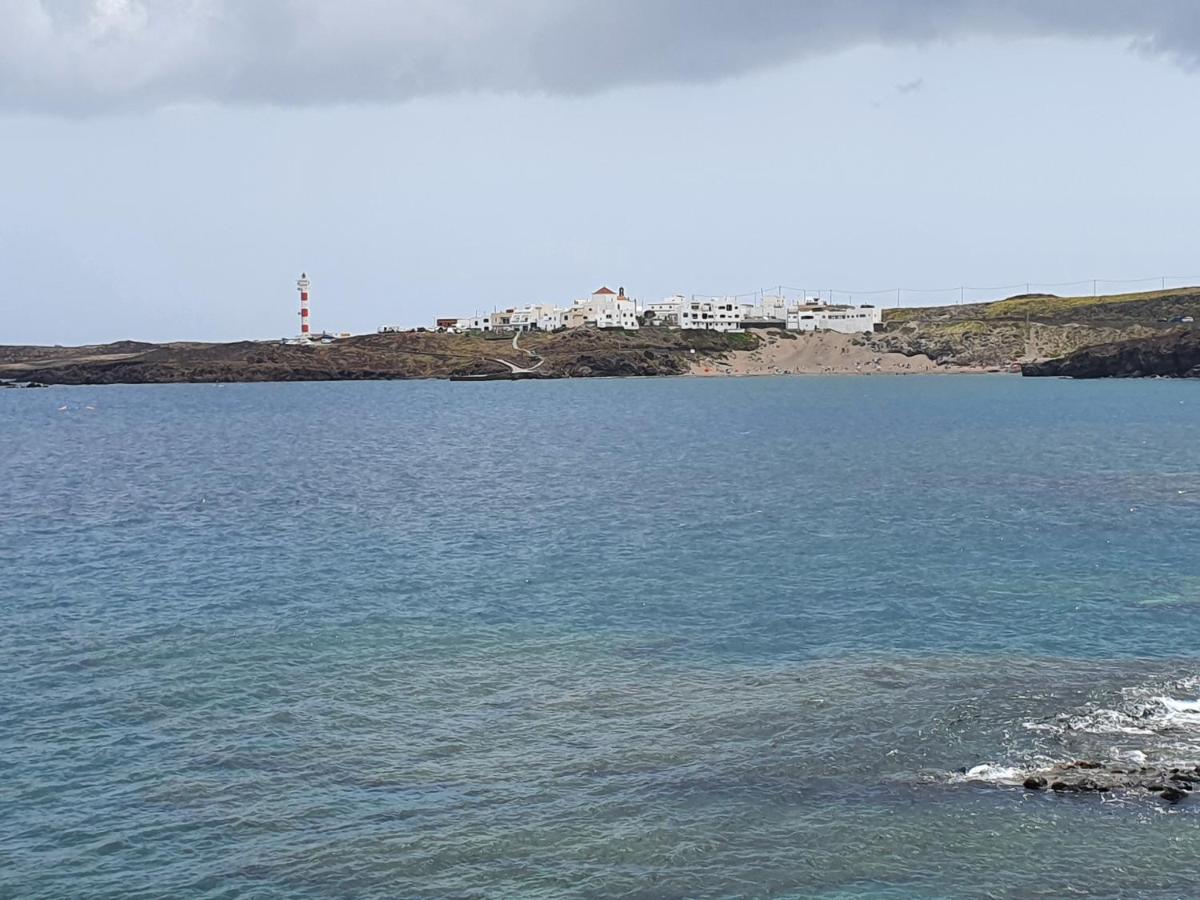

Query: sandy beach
left=691, top=329, right=992, bottom=376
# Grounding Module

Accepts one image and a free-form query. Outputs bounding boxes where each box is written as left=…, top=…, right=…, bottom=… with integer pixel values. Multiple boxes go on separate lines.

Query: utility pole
left=1093, top=279, right=1097, bottom=297
left=896, top=287, right=901, bottom=308
left=960, top=286, right=964, bottom=305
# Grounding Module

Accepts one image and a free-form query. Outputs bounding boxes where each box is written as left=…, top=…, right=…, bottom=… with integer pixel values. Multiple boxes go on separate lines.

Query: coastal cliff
left=870, top=287, right=1200, bottom=368
left=1020, top=328, right=1200, bottom=378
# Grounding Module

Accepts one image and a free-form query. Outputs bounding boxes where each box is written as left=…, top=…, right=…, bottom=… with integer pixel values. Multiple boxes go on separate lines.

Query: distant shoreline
left=0, top=328, right=988, bottom=386
left=5, top=286, right=1199, bottom=384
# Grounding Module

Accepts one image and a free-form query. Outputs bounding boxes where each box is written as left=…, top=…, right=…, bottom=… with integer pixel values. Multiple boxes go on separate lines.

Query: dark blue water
left=3, top=376, right=1200, bottom=898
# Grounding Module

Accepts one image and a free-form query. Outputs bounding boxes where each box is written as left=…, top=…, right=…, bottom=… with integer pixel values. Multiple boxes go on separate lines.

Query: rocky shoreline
left=0, top=329, right=758, bottom=385
left=1021, top=328, right=1200, bottom=379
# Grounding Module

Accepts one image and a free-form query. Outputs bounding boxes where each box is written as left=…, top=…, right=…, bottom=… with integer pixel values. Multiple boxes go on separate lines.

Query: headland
left=4, top=286, right=1199, bottom=385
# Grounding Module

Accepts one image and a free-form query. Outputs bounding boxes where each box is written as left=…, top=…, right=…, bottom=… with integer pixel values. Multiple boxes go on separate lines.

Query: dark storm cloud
left=4, top=0, right=1200, bottom=112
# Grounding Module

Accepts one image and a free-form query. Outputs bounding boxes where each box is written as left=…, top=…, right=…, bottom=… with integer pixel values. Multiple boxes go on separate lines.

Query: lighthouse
left=297, top=272, right=311, bottom=338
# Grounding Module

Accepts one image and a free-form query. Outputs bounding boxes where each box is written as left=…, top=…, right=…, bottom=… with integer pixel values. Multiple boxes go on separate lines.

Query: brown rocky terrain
left=0, top=328, right=760, bottom=385
left=870, top=287, right=1200, bottom=367
left=1020, top=327, right=1200, bottom=378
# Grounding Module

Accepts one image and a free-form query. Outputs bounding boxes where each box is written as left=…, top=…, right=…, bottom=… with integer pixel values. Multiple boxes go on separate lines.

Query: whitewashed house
left=537, top=307, right=571, bottom=330
left=644, top=297, right=685, bottom=327
left=568, top=286, right=640, bottom=330
left=438, top=287, right=883, bottom=337
left=498, top=304, right=565, bottom=331
left=508, top=308, right=536, bottom=330
left=746, top=295, right=789, bottom=322
left=439, top=294, right=615, bottom=333
left=455, top=314, right=493, bottom=331
left=787, top=304, right=882, bottom=333
left=675, top=297, right=748, bottom=332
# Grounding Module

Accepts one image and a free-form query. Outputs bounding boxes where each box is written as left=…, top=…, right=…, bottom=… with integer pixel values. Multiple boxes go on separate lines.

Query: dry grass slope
left=873, top=286, right=1200, bottom=366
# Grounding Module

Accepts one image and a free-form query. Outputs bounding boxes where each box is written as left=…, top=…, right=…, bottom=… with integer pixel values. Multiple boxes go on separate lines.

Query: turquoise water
left=3, top=376, right=1200, bottom=898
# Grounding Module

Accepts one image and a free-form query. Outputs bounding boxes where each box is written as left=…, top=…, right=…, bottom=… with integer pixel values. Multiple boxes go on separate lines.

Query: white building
left=507, top=309, right=536, bottom=330
left=437, top=288, right=636, bottom=333
left=436, top=287, right=882, bottom=336
left=643, top=296, right=747, bottom=332
left=459, top=314, right=493, bottom=331
left=787, top=304, right=882, bottom=333
left=538, top=307, right=571, bottom=331
left=510, top=304, right=568, bottom=331
left=745, top=295, right=788, bottom=323
left=644, top=296, right=684, bottom=327
left=567, top=287, right=640, bottom=330
left=643, top=294, right=882, bottom=334
left=679, top=298, right=747, bottom=332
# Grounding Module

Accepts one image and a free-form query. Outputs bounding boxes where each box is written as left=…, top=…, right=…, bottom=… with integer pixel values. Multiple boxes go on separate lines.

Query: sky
left=4, top=1, right=1200, bottom=344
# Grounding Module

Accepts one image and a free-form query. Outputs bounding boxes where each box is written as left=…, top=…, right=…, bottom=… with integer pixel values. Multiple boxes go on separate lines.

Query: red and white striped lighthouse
left=297, top=272, right=311, bottom=336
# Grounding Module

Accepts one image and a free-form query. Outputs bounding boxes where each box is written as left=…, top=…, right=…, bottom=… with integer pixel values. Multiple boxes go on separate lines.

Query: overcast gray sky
left=4, top=1, right=1200, bottom=343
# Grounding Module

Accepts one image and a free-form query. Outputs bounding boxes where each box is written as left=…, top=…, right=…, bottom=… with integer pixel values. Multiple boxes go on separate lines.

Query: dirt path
left=494, top=331, right=544, bottom=373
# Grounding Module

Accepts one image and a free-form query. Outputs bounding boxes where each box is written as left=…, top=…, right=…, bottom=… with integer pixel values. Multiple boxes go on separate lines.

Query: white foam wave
left=1111, top=749, right=1147, bottom=766
left=955, top=763, right=1025, bottom=785
left=1064, top=708, right=1155, bottom=736
left=1155, top=697, right=1200, bottom=724
left=959, top=679, right=1200, bottom=787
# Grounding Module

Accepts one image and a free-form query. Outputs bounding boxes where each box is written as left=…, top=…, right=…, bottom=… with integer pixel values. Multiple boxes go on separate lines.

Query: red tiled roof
left=593, top=286, right=616, bottom=295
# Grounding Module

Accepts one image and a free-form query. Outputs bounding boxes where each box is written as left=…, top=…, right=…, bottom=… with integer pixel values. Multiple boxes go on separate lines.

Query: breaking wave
left=958, top=675, right=1200, bottom=786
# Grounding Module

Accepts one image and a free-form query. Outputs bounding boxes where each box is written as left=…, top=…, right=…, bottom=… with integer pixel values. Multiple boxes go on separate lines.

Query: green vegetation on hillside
left=981, top=288, right=1198, bottom=320
left=872, top=286, right=1200, bottom=367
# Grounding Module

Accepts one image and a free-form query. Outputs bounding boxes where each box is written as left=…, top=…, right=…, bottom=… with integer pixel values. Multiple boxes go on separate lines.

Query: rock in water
left=1160, top=786, right=1189, bottom=804
left=975, top=760, right=1198, bottom=803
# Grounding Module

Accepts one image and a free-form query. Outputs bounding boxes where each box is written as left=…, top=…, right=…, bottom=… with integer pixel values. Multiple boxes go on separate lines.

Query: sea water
left=3, top=375, right=1200, bottom=898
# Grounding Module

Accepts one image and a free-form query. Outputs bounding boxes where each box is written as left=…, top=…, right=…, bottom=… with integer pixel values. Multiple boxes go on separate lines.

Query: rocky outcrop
left=872, top=287, right=1200, bottom=368
left=1021, top=328, right=1200, bottom=378
left=555, top=350, right=689, bottom=378
left=867, top=321, right=1160, bottom=369
left=1016, top=761, right=1200, bottom=802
